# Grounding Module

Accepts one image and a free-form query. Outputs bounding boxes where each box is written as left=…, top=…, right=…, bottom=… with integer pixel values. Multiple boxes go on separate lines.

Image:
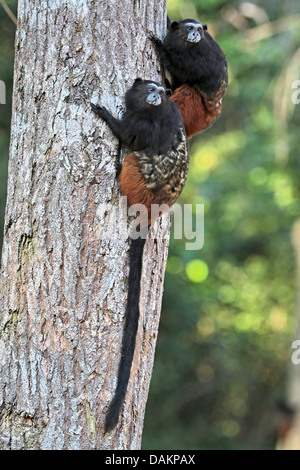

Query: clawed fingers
left=149, top=34, right=159, bottom=43
left=91, top=102, right=102, bottom=112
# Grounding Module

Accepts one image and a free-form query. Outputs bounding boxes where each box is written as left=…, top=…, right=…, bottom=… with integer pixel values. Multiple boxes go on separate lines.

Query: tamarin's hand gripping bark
left=91, top=78, right=189, bottom=431
left=150, top=18, right=228, bottom=138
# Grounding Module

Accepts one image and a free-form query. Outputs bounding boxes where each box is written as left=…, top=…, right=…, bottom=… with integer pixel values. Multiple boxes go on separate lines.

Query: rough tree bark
left=0, top=0, right=169, bottom=450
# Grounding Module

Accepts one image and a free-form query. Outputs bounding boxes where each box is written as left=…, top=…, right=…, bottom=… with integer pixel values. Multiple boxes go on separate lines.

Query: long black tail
left=105, top=236, right=146, bottom=432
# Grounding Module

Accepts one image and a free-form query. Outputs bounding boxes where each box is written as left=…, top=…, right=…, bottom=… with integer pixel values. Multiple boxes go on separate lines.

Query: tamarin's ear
left=165, top=77, right=172, bottom=89
left=167, top=16, right=172, bottom=31
left=171, top=21, right=180, bottom=30
left=203, top=24, right=208, bottom=30
left=166, top=89, right=172, bottom=96
left=134, top=77, right=143, bottom=84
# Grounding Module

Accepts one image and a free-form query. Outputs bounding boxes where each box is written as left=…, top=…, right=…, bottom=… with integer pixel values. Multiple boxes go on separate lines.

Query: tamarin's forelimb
left=90, top=103, right=131, bottom=146
left=149, top=35, right=172, bottom=72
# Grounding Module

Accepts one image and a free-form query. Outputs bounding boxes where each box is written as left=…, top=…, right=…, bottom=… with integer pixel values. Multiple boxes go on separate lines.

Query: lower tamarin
left=91, top=78, right=189, bottom=431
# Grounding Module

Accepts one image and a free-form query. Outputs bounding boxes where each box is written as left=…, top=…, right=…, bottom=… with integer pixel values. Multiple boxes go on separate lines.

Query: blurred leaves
left=143, top=0, right=300, bottom=451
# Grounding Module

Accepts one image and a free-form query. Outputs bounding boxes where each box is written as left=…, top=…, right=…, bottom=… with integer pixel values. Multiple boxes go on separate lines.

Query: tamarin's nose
left=146, top=92, right=162, bottom=106
left=188, top=31, right=201, bottom=43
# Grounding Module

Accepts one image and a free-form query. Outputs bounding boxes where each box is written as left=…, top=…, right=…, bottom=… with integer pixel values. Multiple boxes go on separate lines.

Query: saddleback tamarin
left=91, top=78, right=189, bottom=432
left=150, top=18, right=228, bottom=137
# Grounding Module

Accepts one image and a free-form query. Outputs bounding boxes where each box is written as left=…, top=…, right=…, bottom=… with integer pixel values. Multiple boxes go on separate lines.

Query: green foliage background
left=142, top=0, right=300, bottom=450
left=1, top=0, right=300, bottom=450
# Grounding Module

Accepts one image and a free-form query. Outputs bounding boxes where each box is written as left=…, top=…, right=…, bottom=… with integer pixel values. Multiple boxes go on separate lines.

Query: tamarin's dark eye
left=188, top=26, right=193, bottom=31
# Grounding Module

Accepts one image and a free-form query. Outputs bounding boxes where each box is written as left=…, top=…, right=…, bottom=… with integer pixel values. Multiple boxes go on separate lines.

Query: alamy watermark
left=292, top=80, right=300, bottom=105
left=0, top=80, right=5, bottom=104
left=96, top=197, right=204, bottom=251
left=291, top=340, right=300, bottom=365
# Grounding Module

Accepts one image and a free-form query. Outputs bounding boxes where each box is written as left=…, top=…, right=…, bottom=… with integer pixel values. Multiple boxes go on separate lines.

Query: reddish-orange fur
left=120, top=153, right=153, bottom=211
left=120, top=153, right=171, bottom=225
left=171, top=84, right=222, bottom=138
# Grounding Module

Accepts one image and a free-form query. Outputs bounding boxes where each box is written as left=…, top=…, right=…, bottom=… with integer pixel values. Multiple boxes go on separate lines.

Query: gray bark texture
left=0, top=0, right=169, bottom=450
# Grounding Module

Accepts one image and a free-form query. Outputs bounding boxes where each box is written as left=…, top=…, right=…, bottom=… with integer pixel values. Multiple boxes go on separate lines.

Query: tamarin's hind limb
left=105, top=154, right=170, bottom=432
left=171, top=84, right=223, bottom=138
left=120, top=153, right=178, bottom=225
left=119, top=153, right=154, bottom=222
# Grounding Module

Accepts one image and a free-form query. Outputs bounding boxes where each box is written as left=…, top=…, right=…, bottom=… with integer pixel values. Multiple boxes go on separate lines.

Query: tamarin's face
left=145, top=82, right=170, bottom=106
left=126, top=78, right=172, bottom=110
left=170, top=19, right=208, bottom=45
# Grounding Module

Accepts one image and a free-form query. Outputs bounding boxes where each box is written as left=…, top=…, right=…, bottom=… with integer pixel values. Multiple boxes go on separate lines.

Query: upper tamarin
left=91, top=78, right=189, bottom=432
left=150, top=18, right=228, bottom=137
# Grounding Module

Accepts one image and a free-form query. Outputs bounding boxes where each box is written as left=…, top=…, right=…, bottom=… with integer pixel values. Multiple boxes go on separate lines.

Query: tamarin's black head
left=125, top=78, right=172, bottom=111
left=160, top=17, right=228, bottom=95
left=167, top=19, right=208, bottom=46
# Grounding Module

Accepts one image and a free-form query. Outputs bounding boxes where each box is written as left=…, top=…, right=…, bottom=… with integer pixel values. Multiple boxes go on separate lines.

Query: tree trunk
left=0, top=0, right=168, bottom=450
